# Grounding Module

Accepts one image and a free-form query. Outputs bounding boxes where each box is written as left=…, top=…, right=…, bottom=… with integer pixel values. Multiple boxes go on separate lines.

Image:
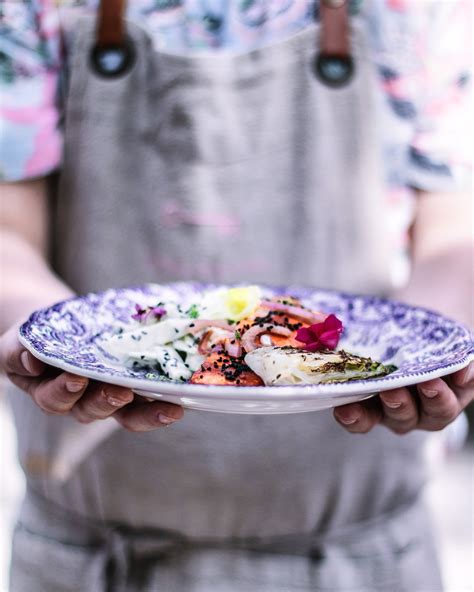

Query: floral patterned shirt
left=0, top=0, right=471, bottom=189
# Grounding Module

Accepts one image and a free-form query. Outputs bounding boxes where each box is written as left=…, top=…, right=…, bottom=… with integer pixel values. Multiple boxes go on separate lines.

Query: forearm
left=395, top=243, right=473, bottom=328
left=1, top=230, right=73, bottom=331
left=393, top=191, right=473, bottom=328
left=0, top=178, right=73, bottom=332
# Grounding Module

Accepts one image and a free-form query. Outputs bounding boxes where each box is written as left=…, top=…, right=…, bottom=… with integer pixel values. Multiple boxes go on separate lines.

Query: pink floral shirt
left=0, top=0, right=471, bottom=189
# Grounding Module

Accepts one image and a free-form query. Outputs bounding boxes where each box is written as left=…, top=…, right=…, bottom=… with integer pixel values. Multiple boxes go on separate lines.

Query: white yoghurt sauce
left=102, top=318, right=204, bottom=380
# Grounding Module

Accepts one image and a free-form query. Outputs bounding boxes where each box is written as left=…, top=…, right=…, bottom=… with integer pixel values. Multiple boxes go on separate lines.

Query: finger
left=113, top=400, right=184, bottom=432
left=417, top=378, right=461, bottom=431
left=379, top=387, right=419, bottom=434
left=8, top=371, right=89, bottom=415
left=0, top=337, right=46, bottom=377
left=447, top=363, right=474, bottom=405
left=333, top=399, right=382, bottom=434
left=71, top=383, right=134, bottom=423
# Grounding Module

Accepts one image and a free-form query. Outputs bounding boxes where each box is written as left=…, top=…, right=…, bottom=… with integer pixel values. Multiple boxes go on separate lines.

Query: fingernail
left=381, top=398, right=402, bottom=409
left=420, top=388, right=438, bottom=398
left=20, top=351, right=33, bottom=374
left=103, top=389, right=132, bottom=407
left=335, top=411, right=359, bottom=425
left=66, top=381, right=86, bottom=393
left=106, top=396, right=129, bottom=407
left=158, top=414, right=178, bottom=426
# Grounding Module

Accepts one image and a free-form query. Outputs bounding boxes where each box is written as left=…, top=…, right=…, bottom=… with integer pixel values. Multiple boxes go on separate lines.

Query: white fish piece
left=185, top=352, right=207, bottom=372
left=127, top=345, right=192, bottom=381
left=172, top=335, right=205, bottom=372
left=245, top=346, right=394, bottom=386
left=163, top=302, right=187, bottom=318
left=101, top=318, right=197, bottom=362
left=173, top=334, right=200, bottom=354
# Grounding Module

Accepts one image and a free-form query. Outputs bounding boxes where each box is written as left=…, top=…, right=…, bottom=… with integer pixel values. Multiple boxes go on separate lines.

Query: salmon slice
left=237, top=311, right=309, bottom=350
left=190, top=352, right=264, bottom=386
left=270, top=331, right=304, bottom=348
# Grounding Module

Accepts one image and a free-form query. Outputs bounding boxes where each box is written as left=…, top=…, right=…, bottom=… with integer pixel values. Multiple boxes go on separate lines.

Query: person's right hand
left=0, top=324, right=184, bottom=431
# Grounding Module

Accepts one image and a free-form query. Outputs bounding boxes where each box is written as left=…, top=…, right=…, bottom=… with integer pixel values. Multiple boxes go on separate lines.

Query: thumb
left=0, top=325, right=45, bottom=377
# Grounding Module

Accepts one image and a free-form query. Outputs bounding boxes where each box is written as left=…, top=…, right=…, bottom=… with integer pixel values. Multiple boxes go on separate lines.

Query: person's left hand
left=333, top=363, right=473, bottom=434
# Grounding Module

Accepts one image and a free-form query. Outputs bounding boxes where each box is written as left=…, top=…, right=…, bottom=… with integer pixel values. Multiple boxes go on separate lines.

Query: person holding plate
left=0, top=1, right=472, bottom=591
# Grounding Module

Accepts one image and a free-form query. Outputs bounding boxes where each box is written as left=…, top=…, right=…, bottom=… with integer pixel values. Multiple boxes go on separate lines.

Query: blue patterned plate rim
left=19, top=282, right=473, bottom=399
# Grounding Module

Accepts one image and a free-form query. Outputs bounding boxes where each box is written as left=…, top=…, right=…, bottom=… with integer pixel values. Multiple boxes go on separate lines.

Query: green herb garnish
left=187, top=304, right=199, bottom=319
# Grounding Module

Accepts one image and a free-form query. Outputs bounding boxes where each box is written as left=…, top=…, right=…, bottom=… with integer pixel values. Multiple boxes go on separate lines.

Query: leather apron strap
left=96, top=0, right=126, bottom=47
left=92, top=0, right=353, bottom=86
left=317, top=0, right=354, bottom=86
left=91, top=0, right=132, bottom=77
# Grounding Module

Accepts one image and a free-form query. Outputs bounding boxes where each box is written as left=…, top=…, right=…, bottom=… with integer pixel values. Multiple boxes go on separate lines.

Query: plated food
left=19, top=283, right=472, bottom=414
left=101, top=286, right=396, bottom=387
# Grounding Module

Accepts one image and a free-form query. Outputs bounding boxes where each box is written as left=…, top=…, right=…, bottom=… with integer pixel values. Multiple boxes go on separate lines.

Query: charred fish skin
left=245, top=346, right=396, bottom=386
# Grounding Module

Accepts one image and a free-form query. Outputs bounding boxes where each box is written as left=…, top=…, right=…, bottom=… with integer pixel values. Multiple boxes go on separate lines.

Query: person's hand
left=0, top=325, right=183, bottom=431
left=333, top=363, right=473, bottom=434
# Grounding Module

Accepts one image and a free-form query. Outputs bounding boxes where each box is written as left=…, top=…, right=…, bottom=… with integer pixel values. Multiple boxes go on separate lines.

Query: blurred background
left=1, top=387, right=473, bottom=592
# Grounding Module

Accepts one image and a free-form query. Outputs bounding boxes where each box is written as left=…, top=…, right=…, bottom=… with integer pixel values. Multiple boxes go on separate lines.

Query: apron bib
left=55, top=18, right=393, bottom=294
left=9, top=8, right=441, bottom=592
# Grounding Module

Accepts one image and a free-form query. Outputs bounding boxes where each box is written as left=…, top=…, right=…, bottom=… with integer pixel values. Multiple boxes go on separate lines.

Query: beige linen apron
left=9, top=6, right=442, bottom=592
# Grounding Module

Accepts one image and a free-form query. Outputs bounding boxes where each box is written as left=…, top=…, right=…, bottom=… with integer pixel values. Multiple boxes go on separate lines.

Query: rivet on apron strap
left=315, top=0, right=354, bottom=87
left=90, top=0, right=134, bottom=78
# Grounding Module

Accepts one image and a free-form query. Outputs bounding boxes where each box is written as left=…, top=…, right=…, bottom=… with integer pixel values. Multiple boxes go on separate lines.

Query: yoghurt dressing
left=101, top=318, right=204, bottom=381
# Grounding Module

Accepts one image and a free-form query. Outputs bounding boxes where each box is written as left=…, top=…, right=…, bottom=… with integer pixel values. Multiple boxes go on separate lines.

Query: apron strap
left=316, top=0, right=354, bottom=87
left=90, top=0, right=353, bottom=84
left=96, top=0, right=127, bottom=48
left=91, top=0, right=133, bottom=77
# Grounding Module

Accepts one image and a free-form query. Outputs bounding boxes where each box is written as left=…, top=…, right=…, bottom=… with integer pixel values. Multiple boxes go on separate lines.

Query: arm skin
left=334, top=191, right=474, bottom=434
left=0, top=177, right=183, bottom=431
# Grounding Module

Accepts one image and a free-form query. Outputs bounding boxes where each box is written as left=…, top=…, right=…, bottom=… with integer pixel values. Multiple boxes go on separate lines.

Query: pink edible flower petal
left=295, top=314, right=343, bottom=352
left=293, top=326, right=314, bottom=344
left=131, top=304, right=145, bottom=321
left=131, top=304, right=166, bottom=323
